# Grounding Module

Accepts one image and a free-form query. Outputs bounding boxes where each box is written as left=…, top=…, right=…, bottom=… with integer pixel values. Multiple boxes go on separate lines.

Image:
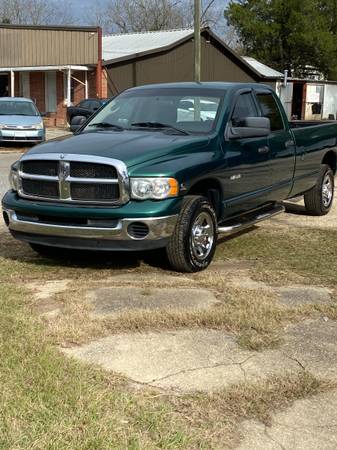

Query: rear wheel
left=304, top=164, right=334, bottom=216
left=166, top=195, right=217, bottom=272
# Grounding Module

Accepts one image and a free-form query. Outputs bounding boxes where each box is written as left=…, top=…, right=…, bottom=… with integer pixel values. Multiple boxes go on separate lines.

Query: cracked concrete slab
left=227, top=275, right=333, bottom=306
left=209, top=260, right=256, bottom=272
left=282, top=319, right=337, bottom=381
left=27, top=279, right=70, bottom=317
left=104, top=272, right=195, bottom=286
left=63, top=318, right=337, bottom=392
left=277, top=286, right=332, bottom=306
left=63, top=329, right=302, bottom=392
left=237, top=389, right=337, bottom=449
left=228, top=275, right=273, bottom=291
left=27, top=279, right=71, bottom=301
left=89, top=287, right=220, bottom=315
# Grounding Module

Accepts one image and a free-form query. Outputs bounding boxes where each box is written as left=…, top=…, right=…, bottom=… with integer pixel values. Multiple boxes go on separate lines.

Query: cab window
left=256, top=93, right=284, bottom=131
left=232, top=92, right=258, bottom=126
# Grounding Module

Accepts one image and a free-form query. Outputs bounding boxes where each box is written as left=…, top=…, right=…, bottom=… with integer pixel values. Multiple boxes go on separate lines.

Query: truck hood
left=26, top=130, right=210, bottom=169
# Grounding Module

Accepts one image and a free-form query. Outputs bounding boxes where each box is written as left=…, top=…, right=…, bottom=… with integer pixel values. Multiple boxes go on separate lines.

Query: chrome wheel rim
left=322, top=174, right=333, bottom=208
left=190, top=211, right=214, bottom=261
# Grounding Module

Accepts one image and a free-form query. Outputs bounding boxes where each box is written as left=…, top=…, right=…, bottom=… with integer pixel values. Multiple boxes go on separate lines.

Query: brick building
left=0, top=24, right=107, bottom=127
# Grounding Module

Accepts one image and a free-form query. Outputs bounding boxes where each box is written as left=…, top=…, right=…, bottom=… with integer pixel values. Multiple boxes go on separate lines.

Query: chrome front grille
left=70, top=162, right=117, bottom=179
left=17, top=154, right=129, bottom=205
left=21, top=160, right=58, bottom=176
left=21, top=178, right=59, bottom=199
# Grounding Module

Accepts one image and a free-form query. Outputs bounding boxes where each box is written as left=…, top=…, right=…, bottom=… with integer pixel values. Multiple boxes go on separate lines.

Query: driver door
left=222, top=90, right=273, bottom=214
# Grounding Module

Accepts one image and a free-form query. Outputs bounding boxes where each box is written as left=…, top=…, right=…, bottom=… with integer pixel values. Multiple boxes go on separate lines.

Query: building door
left=291, top=83, right=305, bottom=119
left=45, top=72, right=57, bottom=113
left=0, top=74, right=9, bottom=96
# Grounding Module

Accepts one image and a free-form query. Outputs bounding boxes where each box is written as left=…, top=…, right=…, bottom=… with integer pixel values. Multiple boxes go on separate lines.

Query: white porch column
left=84, top=70, right=88, bottom=99
left=66, top=67, right=72, bottom=107
left=10, top=70, right=15, bottom=97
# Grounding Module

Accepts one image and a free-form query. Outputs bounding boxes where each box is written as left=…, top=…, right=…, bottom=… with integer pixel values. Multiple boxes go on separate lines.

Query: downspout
left=96, top=27, right=103, bottom=98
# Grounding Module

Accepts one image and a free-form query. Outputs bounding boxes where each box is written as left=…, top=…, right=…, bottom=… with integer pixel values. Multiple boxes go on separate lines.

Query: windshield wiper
left=89, top=122, right=124, bottom=131
left=131, top=122, right=190, bottom=135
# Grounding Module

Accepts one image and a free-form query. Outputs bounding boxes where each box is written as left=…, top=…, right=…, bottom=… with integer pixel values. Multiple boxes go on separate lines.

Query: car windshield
left=84, top=88, right=225, bottom=135
left=0, top=100, right=39, bottom=116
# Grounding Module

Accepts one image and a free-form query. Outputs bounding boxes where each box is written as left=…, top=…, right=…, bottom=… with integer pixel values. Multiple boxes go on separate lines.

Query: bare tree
left=0, top=0, right=74, bottom=25
left=85, top=0, right=222, bottom=34
left=103, top=0, right=186, bottom=33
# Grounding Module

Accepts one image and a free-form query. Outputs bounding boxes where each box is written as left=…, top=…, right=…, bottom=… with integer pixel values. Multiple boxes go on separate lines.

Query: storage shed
left=103, top=28, right=284, bottom=95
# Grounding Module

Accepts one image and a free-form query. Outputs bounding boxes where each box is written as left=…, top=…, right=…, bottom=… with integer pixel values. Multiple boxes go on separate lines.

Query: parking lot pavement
left=46, top=128, right=71, bottom=140
left=0, top=152, right=22, bottom=200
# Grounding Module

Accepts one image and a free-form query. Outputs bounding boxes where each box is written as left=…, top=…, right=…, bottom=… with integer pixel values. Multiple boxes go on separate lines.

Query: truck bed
left=290, top=120, right=337, bottom=128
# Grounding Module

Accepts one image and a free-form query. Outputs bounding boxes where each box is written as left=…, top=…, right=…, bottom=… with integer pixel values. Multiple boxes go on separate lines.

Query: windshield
left=84, top=88, right=225, bottom=135
left=0, top=101, right=39, bottom=116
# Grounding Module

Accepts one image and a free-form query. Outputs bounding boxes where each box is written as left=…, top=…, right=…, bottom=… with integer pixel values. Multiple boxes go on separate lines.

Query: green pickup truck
left=2, top=82, right=337, bottom=272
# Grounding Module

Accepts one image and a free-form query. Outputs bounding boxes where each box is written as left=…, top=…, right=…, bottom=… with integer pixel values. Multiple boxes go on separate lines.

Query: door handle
left=258, top=146, right=270, bottom=154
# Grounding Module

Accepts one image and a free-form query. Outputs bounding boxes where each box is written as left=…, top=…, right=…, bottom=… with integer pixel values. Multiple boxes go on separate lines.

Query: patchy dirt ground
left=1, top=179, right=337, bottom=448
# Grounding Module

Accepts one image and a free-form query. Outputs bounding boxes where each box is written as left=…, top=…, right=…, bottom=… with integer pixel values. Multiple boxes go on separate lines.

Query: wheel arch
left=187, top=178, right=222, bottom=218
left=322, top=151, right=337, bottom=174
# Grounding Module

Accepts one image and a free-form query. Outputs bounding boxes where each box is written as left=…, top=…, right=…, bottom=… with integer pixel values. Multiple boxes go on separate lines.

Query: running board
left=218, top=204, right=285, bottom=236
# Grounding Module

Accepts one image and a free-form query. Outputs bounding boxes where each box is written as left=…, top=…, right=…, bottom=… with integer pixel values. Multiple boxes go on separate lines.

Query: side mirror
left=40, top=112, right=47, bottom=117
left=228, top=117, right=271, bottom=139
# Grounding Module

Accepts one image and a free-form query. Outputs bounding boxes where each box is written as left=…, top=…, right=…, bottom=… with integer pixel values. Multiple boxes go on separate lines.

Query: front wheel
left=304, top=164, right=334, bottom=216
left=166, top=196, right=217, bottom=272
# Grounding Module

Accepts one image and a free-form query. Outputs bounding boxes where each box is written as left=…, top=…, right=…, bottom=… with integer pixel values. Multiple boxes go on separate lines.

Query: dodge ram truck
left=2, top=82, right=337, bottom=272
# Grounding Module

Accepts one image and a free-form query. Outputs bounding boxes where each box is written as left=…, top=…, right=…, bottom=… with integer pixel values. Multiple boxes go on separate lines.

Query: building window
left=19, top=72, right=30, bottom=98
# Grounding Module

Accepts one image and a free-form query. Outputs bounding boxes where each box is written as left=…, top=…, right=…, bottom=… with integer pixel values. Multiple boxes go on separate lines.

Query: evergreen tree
left=225, top=0, right=337, bottom=79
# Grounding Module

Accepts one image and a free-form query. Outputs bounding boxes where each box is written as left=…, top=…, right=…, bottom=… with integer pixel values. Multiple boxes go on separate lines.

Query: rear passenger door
left=254, top=89, right=296, bottom=198
left=223, top=90, right=273, bottom=214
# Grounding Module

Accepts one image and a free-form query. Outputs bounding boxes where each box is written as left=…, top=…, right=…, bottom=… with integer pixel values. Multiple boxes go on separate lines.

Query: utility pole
left=194, top=0, right=201, bottom=82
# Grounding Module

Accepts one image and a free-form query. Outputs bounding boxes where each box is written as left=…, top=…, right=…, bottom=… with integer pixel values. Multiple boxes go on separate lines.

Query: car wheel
left=304, top=164, right=334, bottom=216
left=166, top=195, right=217, bottom=272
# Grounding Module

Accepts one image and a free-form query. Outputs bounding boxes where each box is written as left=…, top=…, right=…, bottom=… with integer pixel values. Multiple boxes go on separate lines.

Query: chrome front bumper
left=3, top=209, right=177, bottom=242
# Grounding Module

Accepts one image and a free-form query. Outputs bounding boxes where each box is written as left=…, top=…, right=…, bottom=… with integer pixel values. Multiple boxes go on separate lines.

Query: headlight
left=9, top=162, right=20, bottom=192
left=0, top=124, right=5, bottom=130
left=130, top=177, right=179, bottom=200
left=35, top=122, right=44, bottom=130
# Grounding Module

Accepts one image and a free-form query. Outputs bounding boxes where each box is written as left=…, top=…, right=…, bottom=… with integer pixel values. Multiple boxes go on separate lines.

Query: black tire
left=166, top=195, right=217, bottom=272
left=304, top=164, right=334, bottom=216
